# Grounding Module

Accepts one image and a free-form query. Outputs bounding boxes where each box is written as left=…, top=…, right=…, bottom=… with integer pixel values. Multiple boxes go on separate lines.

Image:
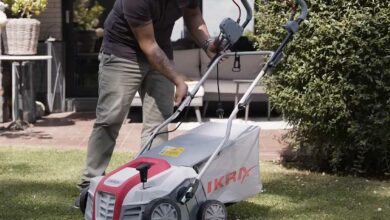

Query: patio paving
left=0, top=112, right=291, bottom=160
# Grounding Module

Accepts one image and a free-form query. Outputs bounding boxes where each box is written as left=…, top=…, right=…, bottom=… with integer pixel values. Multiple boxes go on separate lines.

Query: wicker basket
left=3, top=18, right=41, bottom=55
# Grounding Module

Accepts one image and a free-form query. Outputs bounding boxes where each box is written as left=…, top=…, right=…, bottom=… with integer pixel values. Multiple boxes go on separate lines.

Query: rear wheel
left=142, top=198, right=181, bottom=220
left=197, top=200, right=227, bottom=220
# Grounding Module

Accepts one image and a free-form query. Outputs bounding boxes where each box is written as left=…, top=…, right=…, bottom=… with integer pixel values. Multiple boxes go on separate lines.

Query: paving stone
left=0, top=112, right=289, bottom=160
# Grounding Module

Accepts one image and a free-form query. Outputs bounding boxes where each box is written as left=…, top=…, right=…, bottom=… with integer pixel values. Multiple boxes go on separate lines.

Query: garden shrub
left=252, top=0, right=390, bottom=176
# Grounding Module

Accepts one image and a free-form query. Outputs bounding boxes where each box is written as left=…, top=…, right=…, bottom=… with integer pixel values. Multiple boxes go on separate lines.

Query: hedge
left=252, top=0, right=390, bottom=176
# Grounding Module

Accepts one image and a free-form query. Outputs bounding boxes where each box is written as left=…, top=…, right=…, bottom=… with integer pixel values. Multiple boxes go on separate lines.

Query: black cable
left=147, top=98, right=193, bottom=150
left=214, top=36, right=225, bottom=118
left=287, top=0, right=298, bottom=21
left=216, top=63, right=224, bottom=119
left=217, top=64, right=221, bottom=104
left=232, top=0, right=242, bottom=23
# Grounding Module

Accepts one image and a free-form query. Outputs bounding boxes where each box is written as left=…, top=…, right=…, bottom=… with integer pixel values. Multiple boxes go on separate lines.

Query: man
left=77, top=0, right=217, bottom=195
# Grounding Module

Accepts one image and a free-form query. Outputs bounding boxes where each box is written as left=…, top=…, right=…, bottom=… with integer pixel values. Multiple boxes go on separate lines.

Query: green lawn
left=0, top=147, right=389, bottom=220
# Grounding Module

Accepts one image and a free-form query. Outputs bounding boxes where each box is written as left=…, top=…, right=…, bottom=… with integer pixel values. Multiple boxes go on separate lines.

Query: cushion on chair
left=173, top=49, right=201, bottom=80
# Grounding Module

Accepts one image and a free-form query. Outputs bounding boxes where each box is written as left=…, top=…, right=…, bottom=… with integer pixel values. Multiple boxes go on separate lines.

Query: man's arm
left=183, top=7, right=218, bottom=58
left=130, top=23, right=188, bottom=105
left=183, top=7, right=210, bottom=47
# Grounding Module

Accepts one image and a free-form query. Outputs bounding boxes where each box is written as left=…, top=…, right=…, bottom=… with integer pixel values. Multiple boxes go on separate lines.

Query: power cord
left=146, top=98, right=193, bottom=150
left=216, top=64, right=224, bottom=118
left=232, top=0, right=242, bottom=23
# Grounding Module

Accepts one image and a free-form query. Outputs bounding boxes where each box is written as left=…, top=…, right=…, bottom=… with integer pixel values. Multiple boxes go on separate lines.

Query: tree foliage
left=252, top=0, right=390, bottom=176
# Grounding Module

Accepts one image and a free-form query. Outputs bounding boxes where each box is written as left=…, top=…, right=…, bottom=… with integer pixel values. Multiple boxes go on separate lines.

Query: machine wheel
left=197, top=200, right=227, bottom=220
left=142, top=198, right=181, bottom=220
left=79, top=186, right=89, bottom=215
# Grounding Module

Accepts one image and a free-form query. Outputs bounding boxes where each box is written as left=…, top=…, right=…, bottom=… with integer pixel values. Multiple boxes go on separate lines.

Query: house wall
left=37, top=0, right=63, bottom=41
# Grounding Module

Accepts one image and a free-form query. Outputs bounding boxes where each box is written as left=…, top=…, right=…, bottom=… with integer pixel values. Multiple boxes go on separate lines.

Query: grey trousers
left=79, top=53, right=174, bottom=189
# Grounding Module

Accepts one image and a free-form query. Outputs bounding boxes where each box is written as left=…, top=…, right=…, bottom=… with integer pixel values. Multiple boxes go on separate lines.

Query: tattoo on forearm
left=148, top=46, right=177, bottom=82
left=152, top=47, right=171, bottom=70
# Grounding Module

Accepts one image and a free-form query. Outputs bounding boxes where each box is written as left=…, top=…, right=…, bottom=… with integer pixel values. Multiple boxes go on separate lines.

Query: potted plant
left=0, top=2, right=7, bottom=27
left=2, top=0, right=47, bottom=55
left=73, top=0, right=104, bottom=53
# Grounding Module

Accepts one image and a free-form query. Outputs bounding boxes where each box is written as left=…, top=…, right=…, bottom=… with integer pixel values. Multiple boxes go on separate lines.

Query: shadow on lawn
left=228, top=201, right=271, bottom=219
left=253, top=173, right=389, bottom=220
left=35, top=112, right=99, bottom=127
left=0, top=180, right=82, bottom=219
left=0, top=130, right=53, bottom=140
left=0, top=162, right=33, bottom=175
left=35, top=117, right=76, bottom=127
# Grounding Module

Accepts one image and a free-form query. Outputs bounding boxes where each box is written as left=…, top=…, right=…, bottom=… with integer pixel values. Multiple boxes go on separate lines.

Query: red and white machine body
left=85, top=123, right=262, bottom=220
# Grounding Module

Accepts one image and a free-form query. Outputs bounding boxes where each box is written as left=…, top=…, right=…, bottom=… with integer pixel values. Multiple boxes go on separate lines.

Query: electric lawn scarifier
left=81, top=0, right=308, bottom=219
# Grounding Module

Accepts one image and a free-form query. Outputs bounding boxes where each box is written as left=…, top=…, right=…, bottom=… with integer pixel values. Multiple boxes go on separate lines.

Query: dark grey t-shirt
left=102, top=0, right=198, bottom=61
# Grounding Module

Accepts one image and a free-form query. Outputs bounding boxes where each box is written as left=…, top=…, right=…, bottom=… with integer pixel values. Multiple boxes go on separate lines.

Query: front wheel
left=142, top=198, right=181, bottom=220
left=79, top=186, right=89, bottom=215
left=197, top=200, right=227, bottom=220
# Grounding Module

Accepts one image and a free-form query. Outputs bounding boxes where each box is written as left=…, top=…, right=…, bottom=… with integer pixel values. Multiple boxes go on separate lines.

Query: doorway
left=63, top=0, right=114, bottom=97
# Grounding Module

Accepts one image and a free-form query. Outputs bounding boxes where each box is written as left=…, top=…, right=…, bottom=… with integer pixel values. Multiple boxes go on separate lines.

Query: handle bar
left=296, top=0, right=308, bottom=22
left=241, top=0, right=253, bottom=29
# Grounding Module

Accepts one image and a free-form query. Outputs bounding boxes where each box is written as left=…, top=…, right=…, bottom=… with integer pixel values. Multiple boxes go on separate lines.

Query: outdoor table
left=0, top=55, right=52, bottom=130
